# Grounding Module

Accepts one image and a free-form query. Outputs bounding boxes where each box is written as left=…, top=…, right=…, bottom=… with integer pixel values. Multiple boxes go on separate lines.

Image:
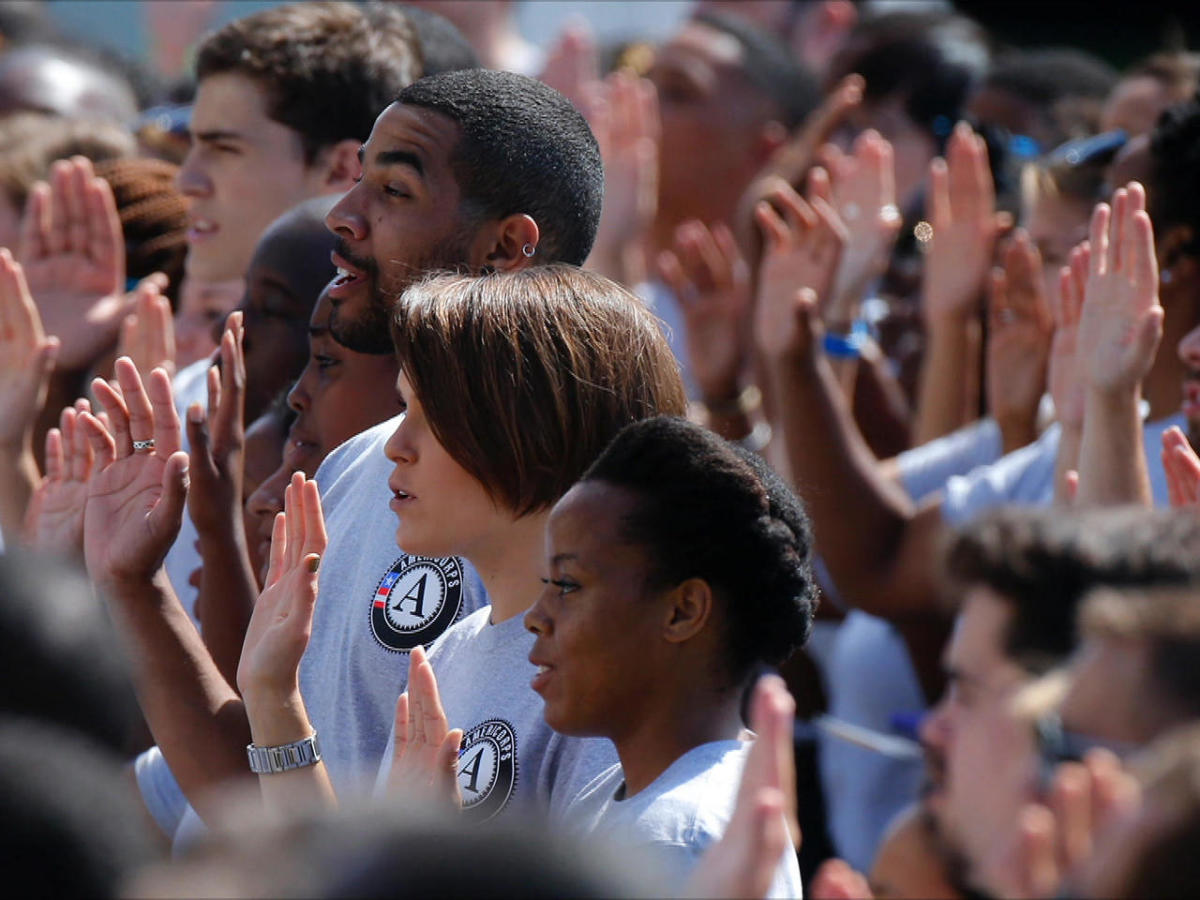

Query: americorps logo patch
left=457, top=718, right=518, bottom=821
left=370, top=555, right=464, bottom=652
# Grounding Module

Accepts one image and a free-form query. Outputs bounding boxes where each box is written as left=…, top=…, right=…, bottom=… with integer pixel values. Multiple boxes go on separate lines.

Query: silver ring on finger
left=132, top=438, right=155, bottom=452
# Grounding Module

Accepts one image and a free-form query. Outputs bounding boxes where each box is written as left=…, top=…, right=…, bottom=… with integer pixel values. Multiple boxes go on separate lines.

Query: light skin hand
left=1162, top=425, right=1200, bottom=507
left=1076, top=182, right=1163, bottom=395
left=986, top=231, right=1054, bottom=443
left=658, top=219, right=750, bottom=403
left=23, top=401, right=94, bottom=555
left=0, top=248, right=59, bottom=452
left=810, top=859, right=874, bottom=900
left=18, top=156, right=132, bottom=372
left=537, top=19, right=599, bottom=113
left=753, top=178, right=845, bottom=363
left=760, top=74, right=864, bottom=184
left=81, top=358, right=188, bottom=586
left=684, top=675, right=798, bottom=900
left=814, top=130, right=902, bottom=324
left=586, top=71, right=658, bottom=284
left=117, top=274, right=176, bottom=380
left=388, top=644, right=463, bottom=809
left=922, top=123, right=1005, bottom=324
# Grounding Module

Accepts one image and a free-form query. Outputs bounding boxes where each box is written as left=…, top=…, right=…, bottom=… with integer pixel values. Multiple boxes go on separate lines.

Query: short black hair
left=944, top=508, right=1200, bottom=675
left=830, top=9, right=990, bottom=149
left=381, top=3, right=480, bottom=76
left=690, top=10, right=820, bottom=129
left=982, top=47, right=1118, bottom=144
left=582, top=416, right=817, bottom=682
left=196, top=1, right=420, bottom=164
left=395, top=69, right=603, bottom=266
left=1149, top=98, right=1200, bottom=259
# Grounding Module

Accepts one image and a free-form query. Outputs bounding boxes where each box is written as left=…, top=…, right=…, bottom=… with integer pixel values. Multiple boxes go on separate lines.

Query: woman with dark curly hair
left=525, top=414, right=817, bottom=897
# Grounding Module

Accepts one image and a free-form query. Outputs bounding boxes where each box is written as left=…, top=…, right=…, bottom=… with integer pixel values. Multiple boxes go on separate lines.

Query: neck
left=467, top=509, right=549, bottom=623
left=613, top=675, right=745, bottom=797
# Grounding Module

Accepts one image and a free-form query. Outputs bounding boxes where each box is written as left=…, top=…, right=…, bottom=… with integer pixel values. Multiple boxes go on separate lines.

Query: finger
left=711, top=223, right=746, bottom=287
left=1018, top=804, right=1060, bottom=899
left=186, top=402, right=214, bottom=475
left=113, top=357, right=155, bottom=448
left=1109, top=187, right=1128, bottom=274
left=1088, top=205, right=1109, bottom=278
left=988, top=267, right=1009, bottom=328
left=18, top=182, right=50, bottom=261
left=84, top=169, right=123, bottom=276
left=1174, top=444, right=1200, bottom=505
left=206, top=364, right=220, bottom=426
left=70, top=402, right=93, bottom=481
left=283, top=475, right=302, bottom=571
left=0, top=250, right=43, bottom=344
left=392, top=692, right=410, bottom=767
left=77, top=410, right=115, bottom=471
left=439, top=728, right=464, bottom=805
left=772, top=182, right=816, bottom=234
left=46, top=161, right=72, bottom=256
left=148, top=451, right=190, bottom=542
left=807, top=162, right=834, bottom=208
left=300, top=478, right=327, bottom=559
left=802, top=74, right=863, bottom=150
left=43, top=426, right=64, bottom=483
left=656, top=250, right=690, bottom=304
left=1050, top=762, right=1093, bottom=870
left=91, top=376, right=132, bottom=458
left=214, top=312, right=246, bottom=451
left=147, top=366, right=182, bottom=457
left=64, top=158, right=90, bottom=254
left=1131, top=211, right=1159, bottom=309
left=754, top=200, right=790, bottom=252
left=1064, top=470, right=1080, bottom=504
left=264, top=510, right=287, bottom=588
left=1165, top=447, right=1186, bottom=508
left=929, top=156, right=951, bottom=226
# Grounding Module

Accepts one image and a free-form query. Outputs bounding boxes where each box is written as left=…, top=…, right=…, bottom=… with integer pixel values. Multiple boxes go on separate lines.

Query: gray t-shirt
left=568, top=740, right=803, bottom=898
left=375, top=605, right=618, bottom=824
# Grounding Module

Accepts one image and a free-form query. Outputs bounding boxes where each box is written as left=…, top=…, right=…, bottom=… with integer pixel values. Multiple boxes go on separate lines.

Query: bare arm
left=1075, top=183, right=1163, bottom=507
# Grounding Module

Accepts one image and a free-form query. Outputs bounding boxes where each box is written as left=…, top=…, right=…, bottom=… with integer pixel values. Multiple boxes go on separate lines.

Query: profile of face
left=1023, top=187, right=1091, bottom=312
left=174, top=277, right=244, bottom=369
left=325, top=102, right=477, bottom=353
left=241, top=408, right=292, bottom=583
left=648, top=22, right=783, bottom=234
left=245, top=430, right=324, bottom=587
left=1101, top=74, right=1175, bottom=137
left=229, top=205, right=337, bottom=424
left=382, top=370, right=507, bottom=558
left=524, top=480, right=667, bottom=738
left=919, top=586, right=1038, bottom=891
left=287, top=287, right=403, bottom=460
left=178, top=72, right=332, bottom=282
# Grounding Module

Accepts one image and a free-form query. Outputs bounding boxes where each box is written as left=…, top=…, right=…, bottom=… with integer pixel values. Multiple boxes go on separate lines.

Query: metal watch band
left=246, top=732, right=322, bottom=774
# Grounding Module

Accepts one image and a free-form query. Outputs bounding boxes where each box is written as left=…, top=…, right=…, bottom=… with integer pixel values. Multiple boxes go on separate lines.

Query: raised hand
left=23, top=401, right=93, bottom=555
left=1076, top=183, right=1163, bottom=394
left=759, top=74, right=863, bottom=184
left=18, top=156, right=131, bottom=371
left=753, top=178, right=845, bottom=363
left=922, top=123, right=1005, bottom=324
left=537, top=18, right=599, bottom=113
left=80, top=357, right=188, bottom=586
left=658, top=220, right=750, bottom=405
left=1162, top=426, right=1200, bottom=507
left=0, top=249, right=59, bottom=452
left=810, top=859, right=874, bottom=900
left=586, top=70, right=658, bottom=285
left=813, top=130, right=902, bottom=324
left=986, top=231, right=1054, bottom=450
left=117, top=274, right=176, bottom=380
left=237, top=472, right=326, bottom=702
left=1048, top=247, right=1088, bottom=430
left=187, top=312, right=246, bottom=537
left=685, top=675, right=798, bottom=900
left=387, top=644, right=463, bottom=809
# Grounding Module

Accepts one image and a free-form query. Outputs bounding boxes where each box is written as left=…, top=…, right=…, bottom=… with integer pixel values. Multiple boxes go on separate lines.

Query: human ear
left=468, top=213, right=541, bottom=273
left=754, top=120, right=789, bottom=166
left=662, top=578, right=714, bottom=644
left=315, top=139, right=363, bottom=193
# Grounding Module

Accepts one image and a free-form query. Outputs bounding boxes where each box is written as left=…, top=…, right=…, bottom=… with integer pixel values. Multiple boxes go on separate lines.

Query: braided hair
left=581, top=416, right=817, bottom=682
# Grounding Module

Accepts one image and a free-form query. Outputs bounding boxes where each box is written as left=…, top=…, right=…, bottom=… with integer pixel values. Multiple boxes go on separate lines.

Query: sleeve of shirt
left=133, top=745, right=189, bottom=839
left=896, top=418, right=1002, bottom=503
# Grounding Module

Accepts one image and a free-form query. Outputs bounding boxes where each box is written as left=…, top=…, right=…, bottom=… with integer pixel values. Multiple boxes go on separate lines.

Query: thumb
left=149, top=451, right=189, bottom=541
left=185, top=402, right=216, bottom=473
left=37, top=337, right=59, bottom=380
left=440, top=728, right=464, bottom=807
left=1134, top=307, right=1164, bottom=365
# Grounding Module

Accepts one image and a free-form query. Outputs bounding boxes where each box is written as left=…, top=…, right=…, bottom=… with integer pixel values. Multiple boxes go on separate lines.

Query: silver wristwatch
left=246, top=732, right=322, bottom=774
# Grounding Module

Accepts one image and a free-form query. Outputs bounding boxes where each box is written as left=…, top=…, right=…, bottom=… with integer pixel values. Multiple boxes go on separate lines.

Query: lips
left=329, top=250, right=370, bottom=299
left=528, top=653, right=553, bottom=693
left=187, top=217, right=218, bottom=243
left=1182, top=376, right=1200, bottom=419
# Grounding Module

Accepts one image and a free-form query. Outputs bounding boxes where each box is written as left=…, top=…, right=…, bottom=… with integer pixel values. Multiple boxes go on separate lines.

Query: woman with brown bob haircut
left=237, top=263, right=688, bottom=820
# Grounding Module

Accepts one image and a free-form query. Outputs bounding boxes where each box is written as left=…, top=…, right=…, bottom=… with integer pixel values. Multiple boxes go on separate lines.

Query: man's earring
left=522, top=242, right=536, bottom=258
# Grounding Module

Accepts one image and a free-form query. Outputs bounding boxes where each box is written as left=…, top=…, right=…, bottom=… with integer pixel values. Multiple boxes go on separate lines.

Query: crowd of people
left=3, top=0, right=1200, bottom=896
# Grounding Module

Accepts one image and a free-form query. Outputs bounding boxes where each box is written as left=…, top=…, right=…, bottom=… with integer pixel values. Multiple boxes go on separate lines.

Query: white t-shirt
left=567, top=740, right=803, bottom=899
left=896, top=417, right=1003, bottom=503
left=162, top=356, right=211, bottom=624
left=375, top=606, right=617, bottom=823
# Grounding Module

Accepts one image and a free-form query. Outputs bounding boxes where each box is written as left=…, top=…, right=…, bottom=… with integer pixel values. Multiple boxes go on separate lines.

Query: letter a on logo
left=393, top=573, right=427, bottom=617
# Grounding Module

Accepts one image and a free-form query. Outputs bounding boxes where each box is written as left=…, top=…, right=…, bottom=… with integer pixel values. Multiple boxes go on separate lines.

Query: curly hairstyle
left=196, top=1, right=419, bottom=164
left=580, top=416, right=817, bottom=682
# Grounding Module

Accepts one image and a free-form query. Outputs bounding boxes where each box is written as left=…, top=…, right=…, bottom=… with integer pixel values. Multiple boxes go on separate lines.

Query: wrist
left=242, top=686, right=313, bottom=746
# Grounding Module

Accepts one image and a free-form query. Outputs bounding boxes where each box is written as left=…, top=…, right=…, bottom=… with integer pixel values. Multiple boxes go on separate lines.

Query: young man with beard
left=98, top=68, right=603, bottom=836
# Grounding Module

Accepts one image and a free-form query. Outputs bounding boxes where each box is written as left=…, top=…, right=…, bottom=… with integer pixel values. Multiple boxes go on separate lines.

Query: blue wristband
left=822, top=331, right=865, bottom=358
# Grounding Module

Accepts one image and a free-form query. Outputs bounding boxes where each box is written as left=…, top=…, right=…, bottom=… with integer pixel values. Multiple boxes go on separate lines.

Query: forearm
left=1053, top=424, right=1082, bottom=505
left=914, top=314, right=980, bottom=446
left=242, top=690, right=338, bottom=816
left=98, top=568, right=253, bottom=820
left=996, top=410, right=1040, bottom=457
left=197, top=524, right=260, bottom=689
left=766, top=348, right=931, bottom=615
left=1075, top=389, right=1150, bottom=507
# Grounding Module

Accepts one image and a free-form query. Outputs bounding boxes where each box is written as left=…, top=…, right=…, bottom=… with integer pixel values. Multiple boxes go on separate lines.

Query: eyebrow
left=371, top=148, right=425, bottom=178
left=307, top=323, right=329, bottom=337
left=192, top=130, right=246, bottom=143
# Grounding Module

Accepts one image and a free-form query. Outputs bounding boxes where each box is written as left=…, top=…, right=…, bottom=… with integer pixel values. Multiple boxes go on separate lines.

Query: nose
left=288, top=364, right=315, bottom=414
left=524, top=590, right=553, bottom=636
left=176, top=147, right=212, bottom=198
left=383, top=415, right=413, bottom=464
left=919, top=695, right=953, bottom=753
left=247, top=464, right=287, bottom=525
left=326, top=185, right=367, bottom=242
left=1178, top=323, right=1200, bottom=369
